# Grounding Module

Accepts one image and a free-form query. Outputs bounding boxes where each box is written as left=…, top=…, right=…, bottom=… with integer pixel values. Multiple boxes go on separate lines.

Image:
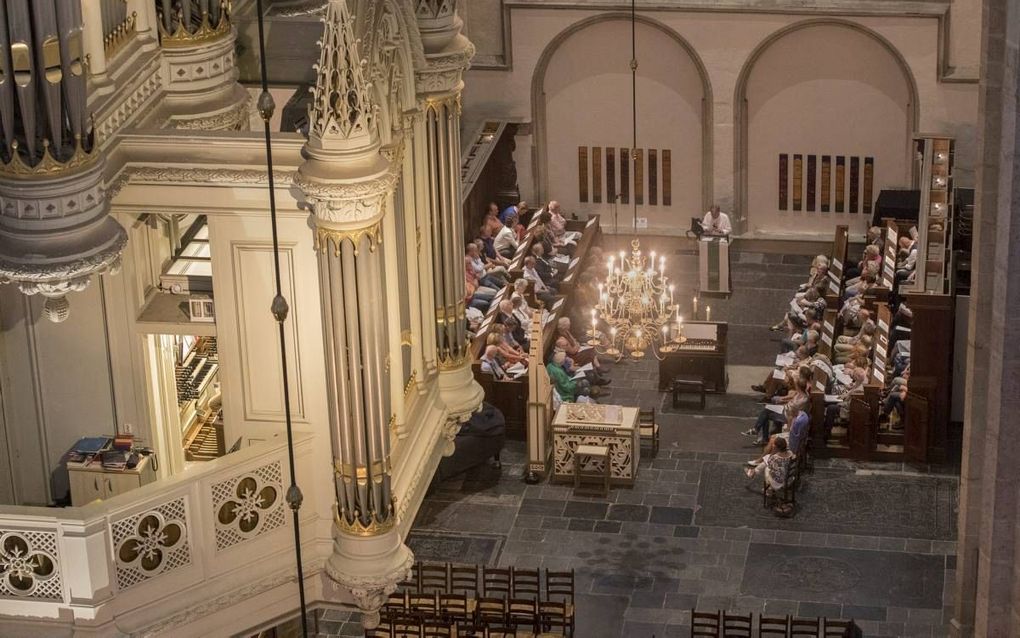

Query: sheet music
left=553, top=254, right=570, bottom=264
left=824, top=394, right=841, bottom=403
left=765, top=404, right=785, bottom=415
left=576, top=362, right=594, bottom=372
left=836, top=372, right=852, bottom=386
left=776, top=353, right=795, bottom=366
left=507, top=362, right=526, bottom=375
left=571, top=370, right=586, bottom=380
left=773, top=369, right=786, bottom=380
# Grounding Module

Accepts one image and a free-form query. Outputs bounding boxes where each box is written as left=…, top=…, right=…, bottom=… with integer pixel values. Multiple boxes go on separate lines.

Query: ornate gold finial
left=158, top=3, right=232, bottom=48
left=335, top=504, right=397, bottom=537
left=0, top=134, right=99, bottom=179
left=104, top=11, right=138, bottom=58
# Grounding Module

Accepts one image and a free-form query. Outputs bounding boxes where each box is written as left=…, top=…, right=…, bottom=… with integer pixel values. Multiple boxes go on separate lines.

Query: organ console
left=657, top=321, right=729, bottom=392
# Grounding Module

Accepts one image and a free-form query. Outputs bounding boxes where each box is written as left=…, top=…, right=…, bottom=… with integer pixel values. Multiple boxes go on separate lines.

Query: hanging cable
left=630, top=0, right=639, bottom=235
left=253, top=1, right=309, bottom=635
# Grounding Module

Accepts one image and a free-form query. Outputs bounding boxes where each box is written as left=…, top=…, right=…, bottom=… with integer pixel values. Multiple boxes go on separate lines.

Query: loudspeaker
left=873, top=189, right=920, bottom=226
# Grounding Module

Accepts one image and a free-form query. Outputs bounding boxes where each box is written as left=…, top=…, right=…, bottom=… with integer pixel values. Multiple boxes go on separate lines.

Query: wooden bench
left=670, top=374, right=706, bottom=409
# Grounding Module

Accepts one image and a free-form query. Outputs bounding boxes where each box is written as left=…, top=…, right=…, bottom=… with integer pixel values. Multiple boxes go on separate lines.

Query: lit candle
left=694, top=296, right=699, bottom=318
left=706, top=306, right=711, bottom=322
left=662, top=325, right=668, bottom=340
left=669, top=284, right=675, bottom=306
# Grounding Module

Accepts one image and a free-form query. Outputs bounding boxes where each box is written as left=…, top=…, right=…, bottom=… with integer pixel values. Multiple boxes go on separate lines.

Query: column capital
left=415, top=40, right=476, bottom=97
left=297, top=164, right=399, bottom=227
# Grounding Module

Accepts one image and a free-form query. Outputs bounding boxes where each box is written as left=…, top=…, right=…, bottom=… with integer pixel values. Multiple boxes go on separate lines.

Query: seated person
left=554, top=317, right=603, bottom=373
left=546, top=351, right=595, bottom=403
left=497, top=299, right=528, bottom=347
left=478, top=227, right=510, bottom=268
left=834, top=321, right=876, bottom=363
left=466, top=306, right=485, bottom=339
left=481, top=202, right=502, bottom=238
left=522, top=256, right=558, bottom=307
left=487, top=325, right=527, bottom=367
left=464, top=273, right=496, bottom=312
left=823, top=366, right=869, bottom=435
left=844, top=264, right=879, bottom=299
left=895, top=234, right=918, bottom=285
left=493, top=217, right=519, bottom=258
left=744, top=436, right=794, bottom=492
left=845, top=243, right=881, bottom=281
left=480, top=345, right=508, bottom=380
left=502, top=315, right=529, bottom=351
left=467, top=241, right=508, bottom=287
left=466, top=244, right=505, bottom=294
left=530, top=242, right=558, bottom=285
left=547, top=200, right=568, bottom=241
left=744, top=379, right=809, bottom=445
left=881, top=366, right=910, bottom=429
left=748, top=407, right=810, bottom=467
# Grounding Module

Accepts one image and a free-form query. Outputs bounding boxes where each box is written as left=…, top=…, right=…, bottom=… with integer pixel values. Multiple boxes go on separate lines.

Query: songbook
left=571, top=370, right=587, bottom=380
left=824, top=394, right=841, bottom=403
left=765, top=404, right=785, bottom=415
left=553, top=254, right=570, bottom=264
left=836, top=372, right=852, bottom=386
left=772, top=369, right=786, bottom=380
left=576, top=362, right=594, bottom=372
left=775, top=353, right=795, bottom=366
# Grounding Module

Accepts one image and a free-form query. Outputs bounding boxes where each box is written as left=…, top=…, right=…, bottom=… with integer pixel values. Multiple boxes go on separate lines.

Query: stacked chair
left=691, top=609, right=859, bottom=637
left=369, top=562, right=575, bottom=637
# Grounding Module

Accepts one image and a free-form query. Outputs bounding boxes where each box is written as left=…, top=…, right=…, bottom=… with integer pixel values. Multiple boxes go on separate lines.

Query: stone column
left=415, top=1, right=484, bottom=447
left=950, top=0, right=1020, bottom=635
left=294, top=0, right=411, bottom=627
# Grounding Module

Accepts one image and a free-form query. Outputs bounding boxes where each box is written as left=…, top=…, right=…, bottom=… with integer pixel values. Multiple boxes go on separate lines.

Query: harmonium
left=657, top=321, right=728, bottom=392
left=551, top=403, right=639, bottom=486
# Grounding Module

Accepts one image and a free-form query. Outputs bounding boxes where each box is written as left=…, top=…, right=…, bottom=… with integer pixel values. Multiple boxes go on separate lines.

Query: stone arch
left=531, top=13, right=714, bottom=218
left=733, top=18, right=920, bottom=235
left=359, top=0, right=422, bottom=138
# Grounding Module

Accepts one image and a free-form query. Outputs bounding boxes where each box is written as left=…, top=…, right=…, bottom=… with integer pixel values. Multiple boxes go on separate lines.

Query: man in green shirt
left=547, top=351, right=593, bottom=402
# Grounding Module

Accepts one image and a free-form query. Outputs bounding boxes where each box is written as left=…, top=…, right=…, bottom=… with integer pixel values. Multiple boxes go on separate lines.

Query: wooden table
left=552, top=404, right=639, bottom=486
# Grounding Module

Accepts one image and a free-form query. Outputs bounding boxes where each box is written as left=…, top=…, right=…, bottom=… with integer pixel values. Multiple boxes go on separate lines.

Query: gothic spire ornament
left=307, top=0, right=377, bottom=151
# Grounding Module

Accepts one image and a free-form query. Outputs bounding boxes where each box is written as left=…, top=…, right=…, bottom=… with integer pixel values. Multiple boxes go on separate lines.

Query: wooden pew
left=862, top=221, right=900, bottom=309
left=470, top=217, right=602, bottom=436
left=825, top=225, right=849, bottom=307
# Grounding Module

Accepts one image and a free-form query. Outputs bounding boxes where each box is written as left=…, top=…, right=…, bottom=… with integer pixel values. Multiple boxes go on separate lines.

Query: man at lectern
left=702, top=205, right=732, bottom=237
left=699, top=204, right=732, bottom=294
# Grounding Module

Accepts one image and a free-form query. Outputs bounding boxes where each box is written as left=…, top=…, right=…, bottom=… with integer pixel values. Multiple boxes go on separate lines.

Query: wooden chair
left=400, top=563, right=421, bottom=592
left=757, top=615, right=790, bottom=637
left=450, top=564, right=480, bottom=598
left=722, top=611, right=752, bottom=637
left=482, top=567, right=512, bottom=598
left=408, top=591, right=439, bottom=621
left=421, top=621, right=453, bottom=638
left=512, top=567, right=541, bottom=600
left=439, top=593, right=471, bottom=624
left=419, top=562, right=450, bottom=594
left=538, top=599, right=573, bottom=637
left=507, top=597, right=538, bottom=633
left=691, top=609, right=721, bottom=637
left=762, top=458, right=799, bottom=509
left=638, top=408, right=660, bottom=457
left=453, top=620, right=487, bottom=637
left=385, top=590, right=409, bottom=616
left=542, top=569, right=575, bottom=634
left=789, top=616, right=821, bottom=637
left=475, top=596, right=507, bottom=626
left=822, top=618, right=858, bottom=637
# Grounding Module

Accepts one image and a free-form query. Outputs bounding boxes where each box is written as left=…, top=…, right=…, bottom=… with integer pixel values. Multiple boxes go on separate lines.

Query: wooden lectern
left=699, top=236, right=730, bottom=294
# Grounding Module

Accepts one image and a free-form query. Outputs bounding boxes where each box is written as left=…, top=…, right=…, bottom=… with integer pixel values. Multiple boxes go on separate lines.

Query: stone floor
left=405, top=247, right=961, bottom=638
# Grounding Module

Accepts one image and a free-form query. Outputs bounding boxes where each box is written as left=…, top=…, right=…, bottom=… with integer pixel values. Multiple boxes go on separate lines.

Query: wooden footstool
left=671, top=374, right=706, bottom=409
left=573, top=444, right=610, bottom=497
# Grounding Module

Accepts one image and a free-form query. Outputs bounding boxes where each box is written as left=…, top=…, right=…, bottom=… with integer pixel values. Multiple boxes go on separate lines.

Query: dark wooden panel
left=863, top=157, right=875, bottom=216
left=634, top=148, right=644, bottom=206
left=835, top=156, right=846, bottom=213
left=662, top=149, right=672, bottom=206
left=807, top=154, right=817, bottom=212
left=592, top=146, right=602, bottom=204
left=648, top=149, right=658, bottom=206
left=620, top=147, right=630, bottom=204
left=792, top=154, right=803, bottom=211
left=778, top=153, right=789, bottom=210
left=821, top=155, right=831, bottom=212
left=849, top=156, right=860, bottom=213
left=578, top=146, right=588, bottom=203
left=606, top=147, right=616, bottom=203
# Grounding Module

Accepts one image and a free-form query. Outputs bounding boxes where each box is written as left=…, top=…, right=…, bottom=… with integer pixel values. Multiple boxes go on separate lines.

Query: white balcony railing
left=0, top=432, right=323, bottom=630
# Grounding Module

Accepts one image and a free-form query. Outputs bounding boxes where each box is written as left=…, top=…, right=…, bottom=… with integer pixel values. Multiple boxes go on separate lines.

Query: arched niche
left=735, top=19, right=918, bottom=236
left=532, top=14, right=712, bottom=231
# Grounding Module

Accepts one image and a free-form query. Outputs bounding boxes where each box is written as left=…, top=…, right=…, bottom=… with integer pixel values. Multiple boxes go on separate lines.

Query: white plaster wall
left=461, top=8, right=980, bottom=239
left=745, top=24, right=912, bottom=237
left=541, top=19, right=705, bottom=232
left=0, top=283, right=117, bottom=505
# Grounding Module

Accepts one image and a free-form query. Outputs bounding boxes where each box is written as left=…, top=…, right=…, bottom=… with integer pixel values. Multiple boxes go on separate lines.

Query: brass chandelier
left=589, top=0, right=683, bottom=360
